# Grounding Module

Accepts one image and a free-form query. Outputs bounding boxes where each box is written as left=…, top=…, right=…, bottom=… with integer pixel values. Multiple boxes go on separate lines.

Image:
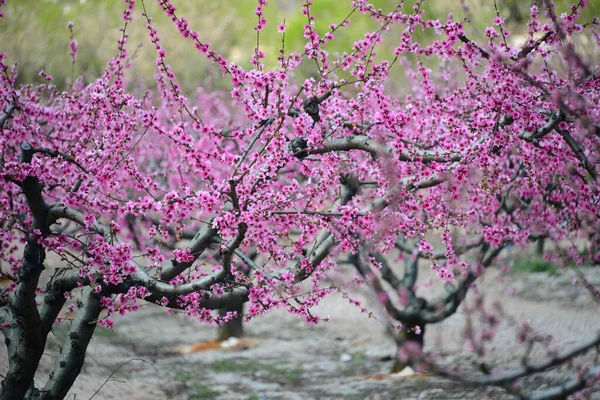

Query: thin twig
left=89, top=358, right=153, bottom=400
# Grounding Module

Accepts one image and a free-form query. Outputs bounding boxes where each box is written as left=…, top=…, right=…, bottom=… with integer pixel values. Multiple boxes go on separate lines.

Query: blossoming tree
left=0, top=0, right=598, bottom=399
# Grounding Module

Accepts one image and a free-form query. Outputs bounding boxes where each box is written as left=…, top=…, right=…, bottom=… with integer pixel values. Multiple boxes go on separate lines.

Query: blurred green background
left=0, top=0, right=598, bottom=90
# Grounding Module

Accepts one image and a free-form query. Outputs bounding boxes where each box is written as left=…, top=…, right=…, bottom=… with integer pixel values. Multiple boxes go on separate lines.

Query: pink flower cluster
left=0, top=0, right=597, bottom=330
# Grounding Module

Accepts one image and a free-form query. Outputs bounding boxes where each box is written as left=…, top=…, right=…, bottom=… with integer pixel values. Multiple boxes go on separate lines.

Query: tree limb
left=310, top=136, right=462, bottom=163
left=158, top=225, right=218, bottom=281
left=0, top=104, right=15, bottom=130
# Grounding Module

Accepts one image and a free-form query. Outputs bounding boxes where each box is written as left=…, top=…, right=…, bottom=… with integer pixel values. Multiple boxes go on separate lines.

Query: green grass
left=210, top=358, right=304, bottom=384
left=171, top=357, right=304, bottom=398
left=342, top=351, right=367, bottom=375
left=169, top=359, right=304, bottom=399
left=209, top=358, right=298, bottom=377
left=173, top=370, right=219, bottom=399
left=283, top=364, right=303, bottom=385
left=211, top=358, right=260, bottom=373
left=94, top=327, right=120, bottom=338
left=189, top=385, right=218, bottom=400
left=512, top=258, right=558, bottom=276
left=4, top=0, right=598, bottom=88
left=45, top=323, right=69, bottom=353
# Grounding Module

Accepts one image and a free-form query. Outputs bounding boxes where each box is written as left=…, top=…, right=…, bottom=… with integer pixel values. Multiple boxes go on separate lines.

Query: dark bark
left=0, top=261, right=46, bottom=400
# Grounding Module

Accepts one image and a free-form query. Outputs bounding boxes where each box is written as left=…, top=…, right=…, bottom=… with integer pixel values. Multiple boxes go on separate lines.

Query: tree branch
left=46, top=204, right=110, bottom=240
left=519, top=111, right=563, bottom=144
left=526, top=364, right=600, bottom=400
left=309, top=136, right=462, bottom=163
left=557, top=127, right=597, bottom=181
left=0, top=104, right=15, bottom=130
left=27, top=146, right=88, bottom=173
left=349, top=252, right=420, bottom=321
left=233, top=117, right=274, bottom=174
left=158, top=225, right=218, bottom=281
left=422, top=245, right=503, bottom=323
left=373, top=252, right=403, bottom=290
left=466, top=331, right=600, bottom=386
left=458, top=34, right=491, bottom=59
left=514, top=31, right=552, bottom=61
left=401, top=255, right=419, bottom=290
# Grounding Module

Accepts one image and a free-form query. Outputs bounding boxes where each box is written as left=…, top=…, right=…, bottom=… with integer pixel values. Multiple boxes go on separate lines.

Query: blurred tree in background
left=1, top=0, right=598, bottom=90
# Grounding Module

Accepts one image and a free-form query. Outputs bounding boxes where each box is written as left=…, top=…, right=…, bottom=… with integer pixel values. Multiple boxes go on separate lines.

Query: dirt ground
left=2, top=264, right=599, bottom=400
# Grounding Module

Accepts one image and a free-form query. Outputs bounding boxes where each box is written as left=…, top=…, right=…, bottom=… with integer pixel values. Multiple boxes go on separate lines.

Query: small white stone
left=395, top=366, right=416, bottom=377
left=220, top=337, right=240, bottom=349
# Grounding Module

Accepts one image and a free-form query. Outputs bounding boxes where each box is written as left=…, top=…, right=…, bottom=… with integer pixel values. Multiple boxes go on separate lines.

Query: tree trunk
left=391, top=322, right=426, bottom=373
left=39, top=288, right=102, bottom=400
left=0, top=260, right=46, bottom=400
left=0, top=316, right=45, bottom=400
left=217, top=302, right=244, bottom=341
left=216, top=250, right=254, bottom=342
left=536, top=237, right=545, bottom=257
